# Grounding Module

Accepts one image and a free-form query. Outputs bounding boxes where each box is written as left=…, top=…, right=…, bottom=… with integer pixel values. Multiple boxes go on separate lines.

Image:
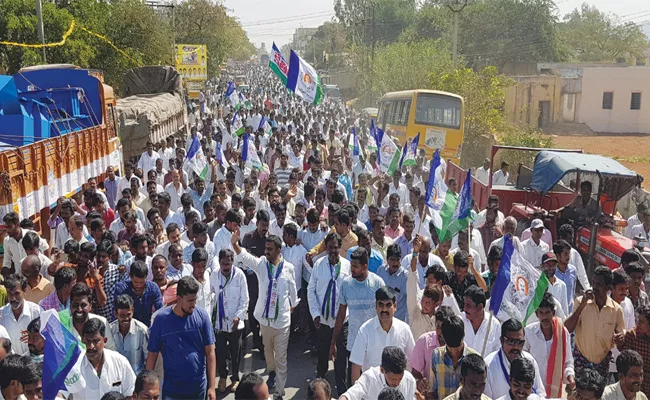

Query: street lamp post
left=36, top=0, right=46, bottom=62
left=445, top=0, right=469, bottom=69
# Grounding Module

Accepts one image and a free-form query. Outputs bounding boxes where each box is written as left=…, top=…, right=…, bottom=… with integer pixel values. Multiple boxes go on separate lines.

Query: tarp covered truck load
left=116, top=66, right=187, bottom=162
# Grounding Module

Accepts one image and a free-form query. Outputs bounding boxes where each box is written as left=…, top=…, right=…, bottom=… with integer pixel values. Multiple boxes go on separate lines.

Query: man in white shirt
left=400, top=236, right=445, bottom=289
left=210, top=249, right=249, bottom=393
left=474, top=194, right=505, bottom=228
left=492, top=161, right=510, bottom=186
left=601, top=350, right=648, bottom=400
left=110, top=294, right=149, bottom=375
left=624, top=202, right=647, bottom=239
left=2, top=212, right=48, bottom=274
left=78, top=318, right=136, bottom=400
left=165, top=169, right=186, bottom=211
left=484, top=318, right=546, bottom=399
left=629, top=208, right=650, bottom=244
left=307, top=231, right=351, bottom=396
left=521, top=219, right=550, bottom=269
left=496, top=357, right=545, bottom=400
left=475, top=158, right=491, bottom=184
left=462, top=285, right=501, bottom=357
left=387, top=170, right=409, bottom=204
left=340, top=346, right=417, bottom=400
left=213, top=209, right=240, bottom=255
left=523, top=292, right=575, bottom=398
left=541, top=252, right=570, bottom=316
left=350, top=286, right=415, bottom=380
left=0, top=274, right=42, bottom=356
left=232, top=230, right=298, bottom=399
left=140, top=142, right=162, bottom=182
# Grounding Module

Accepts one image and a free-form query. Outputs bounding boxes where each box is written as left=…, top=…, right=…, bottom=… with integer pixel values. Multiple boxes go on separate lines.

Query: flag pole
left=480, top=310, right=494, bottom=357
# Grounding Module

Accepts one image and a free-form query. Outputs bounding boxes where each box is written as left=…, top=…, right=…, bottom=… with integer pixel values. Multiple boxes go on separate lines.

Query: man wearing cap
left=521, top=219, right=550, bottom=268
left=540, top=252, right=570, bottom=316
left=476, top=158, right=491, bottom=185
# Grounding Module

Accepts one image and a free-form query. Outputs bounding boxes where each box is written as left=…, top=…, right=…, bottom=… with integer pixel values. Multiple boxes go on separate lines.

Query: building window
left=602, top=92, right=614, bottom=110
left=631, top=92, right=642, bottom=110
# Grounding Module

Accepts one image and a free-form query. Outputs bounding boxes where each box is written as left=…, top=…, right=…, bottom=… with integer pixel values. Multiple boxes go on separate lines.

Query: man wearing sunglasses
left=484, top=318, right=546, bottom=399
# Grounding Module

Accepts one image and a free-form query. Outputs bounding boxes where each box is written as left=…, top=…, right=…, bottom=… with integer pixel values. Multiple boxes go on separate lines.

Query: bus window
left=415, top=93, right=461, bottom=129
left=397, top=100, right=411, bottom=125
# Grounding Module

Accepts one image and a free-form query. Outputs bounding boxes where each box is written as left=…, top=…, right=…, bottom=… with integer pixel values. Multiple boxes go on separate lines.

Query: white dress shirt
left=570, top=247, right=590, bottom=290
left=521, top=238, right=550, bottom=268
left=489, top=235, right=524, bottom=254
left=342, top=366, right=416, bottom=400
left=523, top=321, right=575, bottom=386
left=547, top=278, right=569, bottom=316
left=0, top=301, right=42, bottom=355
left=462, top=311, right=501, bottom=357
left=350, top=316, right=415, bottom=372
left=629, top=223, right=650, bottom=242
left=76, top=348, right=136, bottom=400
left=155, top=239, right=189, bottom=258
left=521, top=228, right=554, bottom=249
left=110, top=318, right=149, bottom=374
left=240, top=218, right=257, bottom=239
left=484, top=349, right=546, bottom=399
left=70, top=313, right=117, bottom=351
left=308, top=256, right=351, bottom=328
left=2, top=229, right=49, bottom=271
left=496, top=394, right=544, bottom=400
left=162, top=210, right=184, bottom=229
left=388, top=182, right=409, bottom=203
left=492, top=169, right=509, bottom=186
left=299, top=228, right=328, bottom=252
left=117, top=175, right=142, bottom=195
left=212, top=226, right=235, bottom=255
left=474, top=209, right=505, bottom=229
left=234, top=250, right=298, bottom=329
left=137, top=151, right=161, bottom=175
left=282, top=244, right=309, bottom=288
left=625, top=214, right=641, bottom=238
left=210, top=266, right=249, bottom=332
left=166, top=262, right=193, bottom=281
left=400, top=253, right=445, bottom=289
left=269, top=219, right=285, bottom=238
left=475, top=166, right=490, bottom=184
left=165, top=182, right=186, bottom=211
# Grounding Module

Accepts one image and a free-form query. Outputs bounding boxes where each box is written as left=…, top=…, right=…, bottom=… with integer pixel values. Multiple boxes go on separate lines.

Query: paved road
left=216, top=330, right=334, bottom=399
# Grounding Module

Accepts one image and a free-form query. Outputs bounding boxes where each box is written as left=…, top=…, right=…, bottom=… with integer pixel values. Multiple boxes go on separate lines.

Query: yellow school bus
left=377, top=89, right=464, bottom=164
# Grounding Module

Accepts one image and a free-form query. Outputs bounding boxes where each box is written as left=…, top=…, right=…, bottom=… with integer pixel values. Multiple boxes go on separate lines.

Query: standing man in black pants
left=307, top=232, right=351, bottom=396
left=241, top=210, right=270, bottom=354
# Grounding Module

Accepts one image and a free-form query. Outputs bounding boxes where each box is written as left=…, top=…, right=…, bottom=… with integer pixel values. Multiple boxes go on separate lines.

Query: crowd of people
left=1, top=63, right=650, bottom=400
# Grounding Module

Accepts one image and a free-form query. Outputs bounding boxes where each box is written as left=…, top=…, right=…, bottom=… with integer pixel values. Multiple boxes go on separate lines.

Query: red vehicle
left=447, top=145, right=646, bottom=273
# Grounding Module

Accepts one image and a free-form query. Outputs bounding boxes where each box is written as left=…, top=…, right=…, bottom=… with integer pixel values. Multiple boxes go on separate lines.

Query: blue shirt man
left=114, top=279, right=163, bottom=327
left=347, top=245, right=385, bottom=274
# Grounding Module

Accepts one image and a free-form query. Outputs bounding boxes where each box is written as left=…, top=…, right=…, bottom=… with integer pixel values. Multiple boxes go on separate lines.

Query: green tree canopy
left=303, top=22, right=349, bottom=70
left=560, top=3, right=649, bottom=63
left=335, top=0, right=417, bottom=46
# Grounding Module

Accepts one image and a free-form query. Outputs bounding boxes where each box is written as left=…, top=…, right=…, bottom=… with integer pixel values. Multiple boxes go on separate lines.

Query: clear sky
left=223, top=0, right=650, bottom=49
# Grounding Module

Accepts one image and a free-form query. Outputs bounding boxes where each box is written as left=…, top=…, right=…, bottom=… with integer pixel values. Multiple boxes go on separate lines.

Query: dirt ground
left=548, top=134, right=650, bottom=189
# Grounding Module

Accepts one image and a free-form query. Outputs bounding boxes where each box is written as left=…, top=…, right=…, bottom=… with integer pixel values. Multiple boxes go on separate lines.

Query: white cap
left=531, top=219, right=544, bottom=230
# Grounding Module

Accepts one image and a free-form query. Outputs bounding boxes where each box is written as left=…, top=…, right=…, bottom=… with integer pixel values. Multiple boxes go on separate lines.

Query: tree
left=174, top=0, right=255, bottom=72
left=560, top=4, right=648, bottom=63
left=303, top=22, right=349, bottom=70
left=335, top=0, right=417, bottom=47
left=403, top=0, right=564, bottom=69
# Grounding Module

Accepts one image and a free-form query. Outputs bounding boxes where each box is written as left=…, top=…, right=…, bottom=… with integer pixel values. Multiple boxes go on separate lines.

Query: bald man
left=21, top=254, right=55, bottom=304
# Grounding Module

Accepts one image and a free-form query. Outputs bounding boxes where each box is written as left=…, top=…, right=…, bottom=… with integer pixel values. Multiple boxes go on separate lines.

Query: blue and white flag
left=398, top=141, right=408, bottom=169
left=352, top=127, right=360, bottom=157
left=258, top=116, right=271, bottom=134
left=438, top=169, right=473, bottom=243
left=231, top=111, right=245, bottom=137
left=424, top=149, right=448, bottom=211
left=216, top=142, right=229, bottom=168
left=41, top=309, right=86, bottom=399
left=225, top=82, right=240, bottom=108
left=286, top=50, right=324, bottom=105
left=185, top=136, right=208, bottom=179
left=242, top=132, right=263, bottom=170
left=403, top=132, right=420, bottom=167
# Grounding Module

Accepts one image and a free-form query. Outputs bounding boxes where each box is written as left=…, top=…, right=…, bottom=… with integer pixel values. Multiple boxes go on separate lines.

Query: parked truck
left=0, top=64, right=121, bottom=239
left=116, top=66, right=187, bottom=163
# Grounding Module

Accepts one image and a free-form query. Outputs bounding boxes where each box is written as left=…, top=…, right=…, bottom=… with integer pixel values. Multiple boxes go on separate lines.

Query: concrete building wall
left=504, top=75, right=562, bottom=127
left=579, top=67, right=650, bottom=133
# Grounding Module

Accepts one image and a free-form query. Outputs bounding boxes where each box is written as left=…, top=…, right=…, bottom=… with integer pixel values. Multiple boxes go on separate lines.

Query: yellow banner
left=175, top=44, right=207, bottom=81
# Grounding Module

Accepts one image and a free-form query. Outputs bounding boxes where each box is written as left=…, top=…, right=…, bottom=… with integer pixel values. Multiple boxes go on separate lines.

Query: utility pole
left=446, top=0, right=469, bottom=69
left=145, top=0, right=176, bottom=62
left=35, top=0, right=46, bottom=63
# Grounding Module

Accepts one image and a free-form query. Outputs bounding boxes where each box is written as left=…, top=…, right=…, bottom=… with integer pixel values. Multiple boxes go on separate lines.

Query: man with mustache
left=24, top=317, right=44, bottom=363
left=146, top=276, right=217, bottom=400
left=349, top=286, right=414, bottom=382
left=69, top=283, right=116, bottom=350
left=232, top=230, right=298, bottom=400
left=78, top=318, right=136, bottom=400
left=484, top=318, right=545, bottom=399
left=110, top=294, right=149, bottom=375
left=0, top=274, right=42, bottom=356
left=602, top=350, right=647, bottom=399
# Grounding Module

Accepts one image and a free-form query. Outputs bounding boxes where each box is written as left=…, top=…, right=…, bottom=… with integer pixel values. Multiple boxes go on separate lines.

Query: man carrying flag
left=242, top=132, right=263, bottom=171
